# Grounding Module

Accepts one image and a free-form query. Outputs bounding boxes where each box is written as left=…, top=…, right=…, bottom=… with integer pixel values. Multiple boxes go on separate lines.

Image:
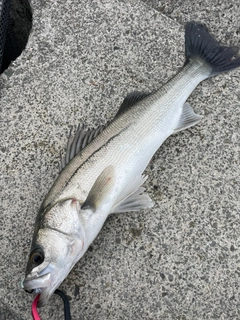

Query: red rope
left=31, top=294, right=41, bottom=320
left=30, top=290, right=71, bottom=319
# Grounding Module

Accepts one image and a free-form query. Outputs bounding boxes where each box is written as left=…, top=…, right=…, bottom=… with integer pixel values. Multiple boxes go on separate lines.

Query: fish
left=23, top=22, right=240, bottom=307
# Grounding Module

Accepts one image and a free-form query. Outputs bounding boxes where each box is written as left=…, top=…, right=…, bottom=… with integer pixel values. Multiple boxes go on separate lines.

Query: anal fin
left=174, top=102, right=203, bottom=133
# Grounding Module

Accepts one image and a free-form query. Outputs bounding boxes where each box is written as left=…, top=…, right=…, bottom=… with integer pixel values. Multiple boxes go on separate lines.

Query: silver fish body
left=23, top=22, right=240, bottom=306
left=44, top=60, right=206, bottom=209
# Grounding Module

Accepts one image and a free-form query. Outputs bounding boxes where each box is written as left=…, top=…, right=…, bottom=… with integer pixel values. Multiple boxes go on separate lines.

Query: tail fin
left=185, top=22, right=240, bottom=76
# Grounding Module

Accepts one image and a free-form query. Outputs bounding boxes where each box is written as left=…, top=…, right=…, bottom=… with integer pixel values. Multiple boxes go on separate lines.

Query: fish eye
left=30, top=249, right=44, bottom=265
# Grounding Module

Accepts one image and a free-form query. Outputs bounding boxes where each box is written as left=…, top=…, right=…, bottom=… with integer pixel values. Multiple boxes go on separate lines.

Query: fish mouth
left=23, top=272, right=51, bottom=292
left=23, top=270, right=63, bottom=307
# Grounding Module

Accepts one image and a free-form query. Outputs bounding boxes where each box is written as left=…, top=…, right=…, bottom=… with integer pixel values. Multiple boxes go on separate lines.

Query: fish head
left=23, top=199, right=85, bottom=307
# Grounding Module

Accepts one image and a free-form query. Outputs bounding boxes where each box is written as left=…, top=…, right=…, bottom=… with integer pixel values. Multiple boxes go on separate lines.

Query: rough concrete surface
left=0, top=0, right=239, bottom=319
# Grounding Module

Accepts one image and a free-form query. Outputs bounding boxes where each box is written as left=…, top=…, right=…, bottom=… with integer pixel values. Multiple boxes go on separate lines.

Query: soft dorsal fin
left=116, top=91, right=151, bottom=116
left=59, top=124, right=103, bottom=171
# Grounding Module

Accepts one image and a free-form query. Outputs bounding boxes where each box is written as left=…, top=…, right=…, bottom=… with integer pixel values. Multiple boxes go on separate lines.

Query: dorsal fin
left=116, top=91, right=151, bottom=116
left=59, top=124, right=103, bottom=171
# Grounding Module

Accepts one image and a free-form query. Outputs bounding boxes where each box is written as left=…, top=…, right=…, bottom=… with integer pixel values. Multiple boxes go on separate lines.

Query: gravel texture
left=0, top=0, right=239, bottom=319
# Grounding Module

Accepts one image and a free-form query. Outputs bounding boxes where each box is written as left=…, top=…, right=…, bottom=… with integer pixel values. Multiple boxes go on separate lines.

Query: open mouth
left=23, top=272, right=51, bottom=292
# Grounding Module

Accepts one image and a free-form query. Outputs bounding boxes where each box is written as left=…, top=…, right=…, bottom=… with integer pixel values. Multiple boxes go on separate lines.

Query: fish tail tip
left=185, top=21, right=240, bottom=76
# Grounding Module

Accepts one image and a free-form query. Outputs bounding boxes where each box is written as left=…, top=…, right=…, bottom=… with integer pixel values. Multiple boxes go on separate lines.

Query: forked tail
left=185, top=22, right=240, bottom=76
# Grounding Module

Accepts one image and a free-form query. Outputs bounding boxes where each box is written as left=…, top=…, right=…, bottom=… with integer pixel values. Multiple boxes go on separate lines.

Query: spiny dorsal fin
left=59, top=124, right=103, bottom=171
left=116, top=91, right=151, bottom=116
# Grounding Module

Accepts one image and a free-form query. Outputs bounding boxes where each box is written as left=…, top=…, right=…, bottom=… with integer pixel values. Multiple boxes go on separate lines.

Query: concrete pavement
left=0, top=0, right=239, bottom=319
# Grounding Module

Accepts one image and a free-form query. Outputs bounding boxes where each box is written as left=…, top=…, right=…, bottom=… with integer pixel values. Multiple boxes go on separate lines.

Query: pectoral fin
left=82, top=168, right=153, bottom=214
left=174, top=102, right=203, bottom=133
left=81, top=165, right=116, bottom=212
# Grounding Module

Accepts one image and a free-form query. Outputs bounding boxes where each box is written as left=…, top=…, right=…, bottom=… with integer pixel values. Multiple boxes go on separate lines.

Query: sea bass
left=23, top=22, right=240, bottom=306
